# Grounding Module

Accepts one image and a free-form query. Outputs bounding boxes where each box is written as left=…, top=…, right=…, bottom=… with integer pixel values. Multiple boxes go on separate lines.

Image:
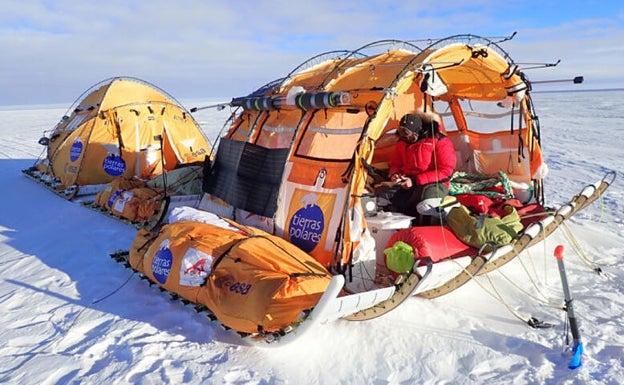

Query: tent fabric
left=421, top=43, right=522, bottom=101
left=203, top=35, right=545, bottom=271
left=36, top=77, right=212, bottom=190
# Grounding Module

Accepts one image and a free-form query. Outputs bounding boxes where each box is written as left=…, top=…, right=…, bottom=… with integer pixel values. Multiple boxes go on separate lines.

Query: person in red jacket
left=387, top=110, right=456, bottom=218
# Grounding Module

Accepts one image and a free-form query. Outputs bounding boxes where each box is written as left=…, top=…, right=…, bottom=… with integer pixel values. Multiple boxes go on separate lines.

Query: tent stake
left=554, top=245, right=584, bottom=369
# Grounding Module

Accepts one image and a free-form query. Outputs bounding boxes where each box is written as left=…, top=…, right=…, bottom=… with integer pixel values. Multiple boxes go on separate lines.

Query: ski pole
left=554, top=244, right=583, bottom=369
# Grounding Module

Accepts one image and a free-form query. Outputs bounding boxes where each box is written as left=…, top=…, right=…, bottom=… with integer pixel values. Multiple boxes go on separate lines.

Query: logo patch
left=213, top=274, right=252, bottom=295
left=152, top=242, right=173, bottom=284
left=107, top=189, right=123, bottom=208
left=179, top=248, right=214, bottom=286
left=70, top=138, right=83, bottom=162
left=103, top=154, right=126, bottom=176
left=288, top=192, right=324, bottom=252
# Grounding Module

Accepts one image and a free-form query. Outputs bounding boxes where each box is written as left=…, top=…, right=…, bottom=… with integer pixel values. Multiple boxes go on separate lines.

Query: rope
left=488, top=252, right=562, bottom=308
left=561, top=221, right=609, bottom=271
left=519, top=247, right=555, bottom=301
left=445, top=244, right=565, bottom=326
left=482, top=273, right=538, bottom=323
left=445, top=257, right=535, bottom=323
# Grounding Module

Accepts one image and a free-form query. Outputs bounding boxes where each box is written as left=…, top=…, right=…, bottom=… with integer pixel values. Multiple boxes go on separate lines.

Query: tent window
left=438, top=98, right=533, bottom=181
left=442, top=99, right=522, bottom=134
left=256, top=110, right=301, bottom=149
left=64, top=113, right=90, bottom=131
left=295, top=110, right=366, bottom=160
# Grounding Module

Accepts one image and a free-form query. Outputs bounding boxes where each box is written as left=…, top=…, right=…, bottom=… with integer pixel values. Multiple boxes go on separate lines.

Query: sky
left=1, top=0, right=623, bottom=106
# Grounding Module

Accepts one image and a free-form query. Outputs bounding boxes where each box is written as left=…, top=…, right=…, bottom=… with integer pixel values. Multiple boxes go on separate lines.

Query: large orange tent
left=202, top=35, right=544, bottom=268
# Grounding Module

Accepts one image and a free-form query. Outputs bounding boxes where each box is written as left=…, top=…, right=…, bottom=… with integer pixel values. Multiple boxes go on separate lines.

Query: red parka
left=389, top=135, right=456, bottom=186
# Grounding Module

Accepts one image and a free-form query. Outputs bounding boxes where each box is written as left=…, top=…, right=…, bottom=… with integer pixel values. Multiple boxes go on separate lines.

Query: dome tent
left=28, top=77, right=212, bottom=197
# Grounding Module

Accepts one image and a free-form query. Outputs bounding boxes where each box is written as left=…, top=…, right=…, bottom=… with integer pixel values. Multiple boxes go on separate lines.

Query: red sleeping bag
left=386, top=225, right=477, bottom=265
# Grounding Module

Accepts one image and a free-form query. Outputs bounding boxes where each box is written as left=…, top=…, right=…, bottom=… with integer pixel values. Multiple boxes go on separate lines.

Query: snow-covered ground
left=0, top=90, right=623, bottom=384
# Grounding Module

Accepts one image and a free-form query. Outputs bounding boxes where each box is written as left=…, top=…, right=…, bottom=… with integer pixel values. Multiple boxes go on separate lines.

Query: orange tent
left=201, top=35, right=544, bottom=269
left=32, top=77, right=212, bottom=195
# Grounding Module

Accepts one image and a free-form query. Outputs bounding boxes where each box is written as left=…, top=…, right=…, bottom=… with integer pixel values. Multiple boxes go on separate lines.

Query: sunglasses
left=397, top=126, right=417, bottom=141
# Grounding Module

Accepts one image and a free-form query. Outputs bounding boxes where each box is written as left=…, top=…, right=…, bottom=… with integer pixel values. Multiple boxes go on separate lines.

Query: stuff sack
left=129, top=220, right=331, bottom=334
left=108, top=187, right=163, bottom=222
left=446, top=204, right=523, bottom=250
left=94, top=177, right=146, bottom=208
left=94, top=177, right=164, bottom=222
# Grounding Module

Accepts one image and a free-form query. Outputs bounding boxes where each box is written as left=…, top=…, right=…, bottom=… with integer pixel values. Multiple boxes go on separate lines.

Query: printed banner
left=286, top=188, right=336, bottom=254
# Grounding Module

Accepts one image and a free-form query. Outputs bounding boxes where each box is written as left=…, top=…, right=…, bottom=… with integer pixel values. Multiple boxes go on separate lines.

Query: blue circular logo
left=103, top=154, right=126, bottom=176
left=107, top=189, right=122, bottom=208
left=152, top=247, right=173, bottom=284
left=70, top=139, right=83, bottom=162
left=288, top=204, right=324, bottom=252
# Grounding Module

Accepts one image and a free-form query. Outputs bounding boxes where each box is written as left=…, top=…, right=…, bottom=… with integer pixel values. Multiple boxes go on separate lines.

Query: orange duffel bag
left=129, top=219, right=332, bottom=334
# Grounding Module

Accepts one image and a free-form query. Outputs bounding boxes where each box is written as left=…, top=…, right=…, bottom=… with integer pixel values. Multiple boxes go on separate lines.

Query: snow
left=1, top=90, right=623, bottom=384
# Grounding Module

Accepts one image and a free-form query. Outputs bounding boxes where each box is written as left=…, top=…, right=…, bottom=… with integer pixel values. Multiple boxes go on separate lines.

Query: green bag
left=384, top=241, right=415, bottom=274
left=446, top=205, right=523, bottom=250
